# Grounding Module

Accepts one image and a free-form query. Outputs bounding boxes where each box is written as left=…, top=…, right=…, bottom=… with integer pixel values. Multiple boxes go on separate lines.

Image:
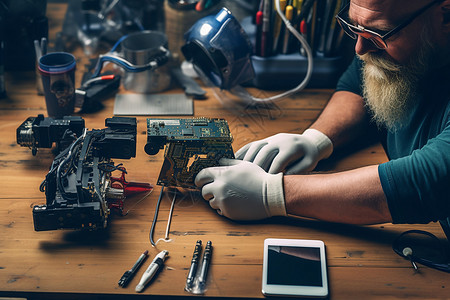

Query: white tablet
left=262, top=238, right=328, bottom=298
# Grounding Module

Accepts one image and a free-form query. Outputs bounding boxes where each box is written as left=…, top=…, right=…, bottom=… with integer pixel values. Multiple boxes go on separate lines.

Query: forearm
left=284, top=165, right=392, bottom=225
left=309, top=91, right=371, bottom=149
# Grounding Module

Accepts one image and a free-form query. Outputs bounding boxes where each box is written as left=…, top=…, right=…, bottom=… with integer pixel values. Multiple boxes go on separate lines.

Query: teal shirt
left=336, top=57, right=450, bottom=226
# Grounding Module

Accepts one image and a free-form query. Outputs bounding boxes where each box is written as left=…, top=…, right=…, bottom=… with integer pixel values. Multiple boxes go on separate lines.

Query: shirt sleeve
left=378, top=123, right=450, bottom=224
left=335, top=56, right=363, bottom=96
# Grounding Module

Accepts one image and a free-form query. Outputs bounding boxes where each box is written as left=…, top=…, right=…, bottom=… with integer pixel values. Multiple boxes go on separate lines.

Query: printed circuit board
left=145, top=118, right=234, bottom=189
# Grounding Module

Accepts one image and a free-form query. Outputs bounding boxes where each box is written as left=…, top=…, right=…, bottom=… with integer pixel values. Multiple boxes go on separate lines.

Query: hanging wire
left=121, top=188, right=153, bottom=217
left=149, top=184, right=164, bottom=246
left=91, top=48, right=170, bottom=78
left=164, top=190, right=177, bottom=240
left=233, top=0, right=313, bottom=103
left=153, top=189, right=178, bottom=246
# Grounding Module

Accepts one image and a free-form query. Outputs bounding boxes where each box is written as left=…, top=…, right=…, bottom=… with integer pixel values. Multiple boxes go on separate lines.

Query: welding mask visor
left=182, top=8, right=255, bottom=90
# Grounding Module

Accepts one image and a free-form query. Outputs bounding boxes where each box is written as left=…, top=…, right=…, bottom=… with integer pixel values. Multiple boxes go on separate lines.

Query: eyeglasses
left=336, top=1, right=442, bottom=49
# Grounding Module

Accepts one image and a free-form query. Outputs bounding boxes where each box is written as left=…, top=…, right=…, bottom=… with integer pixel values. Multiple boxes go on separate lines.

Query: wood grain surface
left=0, top=3, right=448, bottom=300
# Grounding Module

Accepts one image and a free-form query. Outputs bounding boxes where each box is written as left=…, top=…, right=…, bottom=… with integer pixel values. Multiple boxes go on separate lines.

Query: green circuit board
left=145, top=118, right=234, bottom=189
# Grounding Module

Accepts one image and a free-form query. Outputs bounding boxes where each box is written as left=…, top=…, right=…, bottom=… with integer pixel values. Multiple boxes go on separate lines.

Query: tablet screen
left=262, top=239, right=328, bottom=298
left=267, top=245, right=322, bottom=286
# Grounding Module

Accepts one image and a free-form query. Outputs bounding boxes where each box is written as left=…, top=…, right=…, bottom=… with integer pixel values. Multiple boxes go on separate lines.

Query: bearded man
left=194, top=0, right=450, bottom=236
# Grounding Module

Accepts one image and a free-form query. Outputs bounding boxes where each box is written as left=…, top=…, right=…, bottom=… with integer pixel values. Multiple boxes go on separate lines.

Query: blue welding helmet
left=182, top=7, right=255, bottom=90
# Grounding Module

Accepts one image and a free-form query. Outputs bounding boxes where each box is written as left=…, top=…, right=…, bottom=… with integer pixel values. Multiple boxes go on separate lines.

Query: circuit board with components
left=145, top=118, right=234, bottom=189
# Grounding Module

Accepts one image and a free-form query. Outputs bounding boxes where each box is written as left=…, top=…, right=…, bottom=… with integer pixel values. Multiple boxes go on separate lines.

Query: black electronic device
left=144, top=117, right=234, bottom=189
left=16, top=114, right=85, bottom=155
left=32, top=116, right=140, bottom=231
left=76, top=73, right=122, bottom=113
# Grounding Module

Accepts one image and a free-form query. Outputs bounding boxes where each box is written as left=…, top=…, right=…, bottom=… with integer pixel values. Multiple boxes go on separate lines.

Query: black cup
left=39, top=52, right=76, bottom=118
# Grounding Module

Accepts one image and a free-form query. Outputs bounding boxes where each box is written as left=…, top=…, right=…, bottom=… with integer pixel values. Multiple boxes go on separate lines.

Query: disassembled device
left=20, top=116, right=152, bottom=231
left=144, top=117, right=234, bottom=189
left=17, top=114, right=85, bottom=155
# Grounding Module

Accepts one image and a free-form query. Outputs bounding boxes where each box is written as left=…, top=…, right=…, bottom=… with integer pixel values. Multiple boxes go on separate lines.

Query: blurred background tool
left=56, top=0, right=164, bottom=55
left=164, top=0, right=223, bottom=62
left=170, top=66, right=206, bottom=99
left=1, top=0, right=48, bottom=71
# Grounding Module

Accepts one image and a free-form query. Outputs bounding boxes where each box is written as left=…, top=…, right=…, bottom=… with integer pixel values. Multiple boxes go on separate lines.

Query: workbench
left=0, top=3, right=449, bottom=300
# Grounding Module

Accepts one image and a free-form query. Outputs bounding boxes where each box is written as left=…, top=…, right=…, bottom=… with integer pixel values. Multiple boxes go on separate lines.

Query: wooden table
left=0, top=3, right=449, bottom=300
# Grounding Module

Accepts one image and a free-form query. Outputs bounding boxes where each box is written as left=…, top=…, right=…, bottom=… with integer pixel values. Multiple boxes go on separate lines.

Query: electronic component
left=144, top=118, right=234, bottom=189
left=75, top=74, right=121, bottom=113
left=32, top=116, right=152, bottom=231
left=16, top=114, right=85, bottom=155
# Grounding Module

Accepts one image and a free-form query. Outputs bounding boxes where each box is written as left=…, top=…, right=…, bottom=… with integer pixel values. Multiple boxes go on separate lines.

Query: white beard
left=360, top=30, right=436, bottom=131
left=361, top=54, right=417, bottom=131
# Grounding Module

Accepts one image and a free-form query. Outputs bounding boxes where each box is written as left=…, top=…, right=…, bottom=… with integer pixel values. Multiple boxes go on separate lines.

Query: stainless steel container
left=122, top=31, right=171, bottom=93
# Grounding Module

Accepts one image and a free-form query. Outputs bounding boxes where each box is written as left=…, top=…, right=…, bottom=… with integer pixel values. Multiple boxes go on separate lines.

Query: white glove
left=235, top=129, right=333, bottom=174
left=194, top=158, right=286, bottom=221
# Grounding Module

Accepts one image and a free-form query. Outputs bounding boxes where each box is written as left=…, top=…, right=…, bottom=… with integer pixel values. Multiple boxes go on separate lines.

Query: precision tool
left=185, top=240, right=202, bottom=290
left=136, top=250, right=169, bottom=293
left=198, top=241, right=212, bottom=288
left=118, top=250, right=149, bottom=287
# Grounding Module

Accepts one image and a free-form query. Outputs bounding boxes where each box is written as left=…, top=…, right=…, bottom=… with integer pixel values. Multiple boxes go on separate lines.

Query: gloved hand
left=235, top=129, right=333, bottom=174
left=194, top=158, right=286, bottom=221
